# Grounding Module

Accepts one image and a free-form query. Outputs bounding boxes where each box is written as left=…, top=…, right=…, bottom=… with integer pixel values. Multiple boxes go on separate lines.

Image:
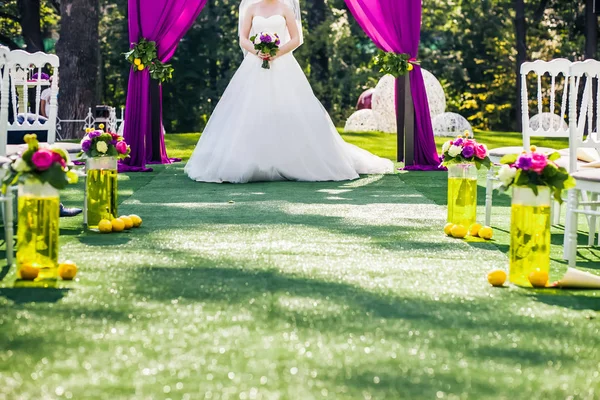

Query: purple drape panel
left=344, top=0, right=441, bottom=170
left=121, top=0, right=207, bottom=172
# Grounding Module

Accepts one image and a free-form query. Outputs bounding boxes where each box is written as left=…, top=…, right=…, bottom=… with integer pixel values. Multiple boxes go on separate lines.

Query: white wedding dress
left=184, top=15, right=394, bottom=183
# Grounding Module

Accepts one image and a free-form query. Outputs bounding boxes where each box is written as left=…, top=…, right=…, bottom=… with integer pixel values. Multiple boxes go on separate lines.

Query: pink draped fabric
left=121, top=0, right=207, bottom=172
left=344, top=0, right=442, bottom=170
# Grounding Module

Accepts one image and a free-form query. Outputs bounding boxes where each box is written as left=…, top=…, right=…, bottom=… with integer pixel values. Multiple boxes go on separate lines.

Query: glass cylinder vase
left=16, top=180, right=60, bottom=281
left=86, top=157, right=118, bottom=230
left=447, top=163, right=478, bottom=228
left=509, top=185, right=551, bottom=287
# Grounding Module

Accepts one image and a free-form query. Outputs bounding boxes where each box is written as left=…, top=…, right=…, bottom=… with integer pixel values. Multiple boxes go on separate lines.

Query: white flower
left=13, top=158, right=30, bottom=172
left=442, top=141, right=451, bottom=153
left=254, top=36, right=262, bottom=45
left=498, top=164, right=517, bottom=185
left=96, top=141, right=108, bottom=154
left=448, top=145, right=462, bottom=157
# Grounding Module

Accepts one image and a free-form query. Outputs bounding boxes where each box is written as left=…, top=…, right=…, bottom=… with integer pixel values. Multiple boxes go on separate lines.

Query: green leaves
left=371, top=51, right=414, bottom=78
left=125, top=38, right=174, bottom=83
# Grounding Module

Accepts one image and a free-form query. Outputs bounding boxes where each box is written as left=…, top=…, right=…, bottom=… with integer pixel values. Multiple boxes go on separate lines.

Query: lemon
left=137, top=64, right=145, bottom=71
left=469, top=223, right=482, bottom=237
left=98, top=219, right=112, bottom=233
left=478, top=226, right=494, bottom=240
left=443, top=223, right=454, bottom=236
left=450, top=224, right=468, bottom=238
left=19, top=264, right=39, bottom=280
left=528, top=268, right=549, bottom=288
left=487, top=269, right=507, bottom=287
left=134, top=58, right=141, bottom=65
left=119, top=216, right=133, bottom=230
left=129, top=214, right=142, bottom=228
left=58, top=261, right=78, bottom=280
left=111, top=218, right=125, bottom=232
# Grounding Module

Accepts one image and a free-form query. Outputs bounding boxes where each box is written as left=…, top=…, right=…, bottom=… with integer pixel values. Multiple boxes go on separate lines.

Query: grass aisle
left=0, top=132, right=599, bottom=399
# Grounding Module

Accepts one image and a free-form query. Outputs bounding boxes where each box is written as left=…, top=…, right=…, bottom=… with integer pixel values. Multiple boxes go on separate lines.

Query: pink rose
left=530, top=152, right=548, bottom=173
left=51, top=151, right=66, bottom=167
left=31, top=149, right=54, bottom=171
left=116, top=141, right=128, bottom=154
left=475, top=144, right=487, bottom=159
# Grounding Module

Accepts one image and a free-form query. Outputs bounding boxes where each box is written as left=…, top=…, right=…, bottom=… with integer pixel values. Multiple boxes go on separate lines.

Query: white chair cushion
left=554, top=156, right=585, bottom=172
left=489, top=146, right=557, bottom=163
left=557, top=147, right=600, bottom=163
left=572, top=169, right=600, bottom=182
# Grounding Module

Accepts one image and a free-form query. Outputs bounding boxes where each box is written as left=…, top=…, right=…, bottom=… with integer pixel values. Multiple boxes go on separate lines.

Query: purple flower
left=81, top=139, right=92, bottom=152
left=275, top=39, right=281, bottom=46
left=515, top=154, right=533, bottom=171
left=453, top=138, right=464, bottom=147
left=31, top=72, right=50, bottom=81
left=461, top=144, right=475, bottom=158
left=88, top=130, right=102, bottom=139
left=260, top=34, right=272, bottom=43
left=111, top=139, right=118, bottom=146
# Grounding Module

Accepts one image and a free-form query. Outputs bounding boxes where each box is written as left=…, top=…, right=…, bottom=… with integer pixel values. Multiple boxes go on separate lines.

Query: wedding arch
left=120, top=0, right=441, bottom=172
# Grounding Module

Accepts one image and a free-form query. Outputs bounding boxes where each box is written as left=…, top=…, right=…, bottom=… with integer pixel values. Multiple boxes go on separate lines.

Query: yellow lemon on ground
left=443, top=223, right=455, bottom=236
left=98, top=219, right=112, bottom=233
left=450, top=224, right=468, bottom=238
left=129, top=214, right=142, bottom=228
left=528, top=268, right=549, bottom=288
left=19, top=264, right=39, bottom=280
left=119, top=216, right=133, bottom=230
left=487, top=269, right=507, bottom=287
left=469, top=223, right=482, bottom=237
left=478, top=226, right=494, bottom=240
left=58, top=261, right=78, bottom=280
left=111, top=218, right=125, bottom=232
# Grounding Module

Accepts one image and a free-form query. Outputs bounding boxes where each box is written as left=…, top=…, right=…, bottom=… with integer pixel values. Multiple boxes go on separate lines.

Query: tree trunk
left=17, top=0, right=44, bottom=52
left=586, top=0, right=598, bottom=59
left=56, top=0, right=100, bottom=139
left=514, top=0, right=527, bottom=132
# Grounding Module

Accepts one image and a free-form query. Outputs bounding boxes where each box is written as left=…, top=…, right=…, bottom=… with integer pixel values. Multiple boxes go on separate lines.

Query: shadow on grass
left=0, top=287, right=69, bottom=303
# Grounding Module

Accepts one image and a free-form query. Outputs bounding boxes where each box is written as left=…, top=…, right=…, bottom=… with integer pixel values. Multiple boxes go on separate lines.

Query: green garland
left=124, top=38, right=174, bottom=83
left=372, top=51, right=418, bottom=78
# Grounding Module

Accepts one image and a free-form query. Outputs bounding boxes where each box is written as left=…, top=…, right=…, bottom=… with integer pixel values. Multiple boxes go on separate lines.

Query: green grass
left=0, top=131, right=598, bottom=399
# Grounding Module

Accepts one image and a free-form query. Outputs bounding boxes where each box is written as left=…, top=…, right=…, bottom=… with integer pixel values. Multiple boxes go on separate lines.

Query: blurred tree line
left=0, top=0, right=595, bottom=135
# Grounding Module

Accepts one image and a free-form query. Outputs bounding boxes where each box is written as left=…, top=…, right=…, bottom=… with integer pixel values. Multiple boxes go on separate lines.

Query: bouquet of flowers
left=79, top=125, right=131, bottom=160
left=250, top=32, right=280, bottom=69
left=372, top=51, right=419, bottom=77
left=124, top=38, right=174, bottom=83
left=497, top=146, right=575, bottom=202
left=2, top=134, right=78, bottom=192
left=441, top=132, right=491, bottom=169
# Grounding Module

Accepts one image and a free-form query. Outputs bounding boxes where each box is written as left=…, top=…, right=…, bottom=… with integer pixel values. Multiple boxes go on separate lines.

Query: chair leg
left=564, top=189, right=579, bottom=267
left=588, top=193, right=598, bottom=246
left=485, top=167, right=494, bottom=227
left=552, top=199, right=561, bottom=226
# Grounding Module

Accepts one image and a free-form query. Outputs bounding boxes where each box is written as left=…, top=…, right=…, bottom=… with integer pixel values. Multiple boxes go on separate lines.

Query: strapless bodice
left=252, top=15, right=287, bottom=36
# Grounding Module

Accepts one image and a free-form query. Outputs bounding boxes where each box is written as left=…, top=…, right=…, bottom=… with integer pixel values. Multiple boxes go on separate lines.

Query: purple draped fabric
left=121, top=0, right=207, bottom=172
left=344, top=0, right=442, bottom=170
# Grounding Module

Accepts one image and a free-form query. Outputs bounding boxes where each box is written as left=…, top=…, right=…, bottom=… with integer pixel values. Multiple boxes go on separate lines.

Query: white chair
left=484, top=59, right=572, bottom=226
left=0, top=45, right=15, bottom=267
left=564, top=59, right=600, bottom=267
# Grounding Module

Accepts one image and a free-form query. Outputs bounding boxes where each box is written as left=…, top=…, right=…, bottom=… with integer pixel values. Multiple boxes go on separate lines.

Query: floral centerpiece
left=1, top=134, right=78, bottom=280
left=79, top=125, right=131, bottom=160
left=2, top=134, right=78, bottom=191
left=441, top=132, right=491, bottom=170
left=497, top=146, right=575, bottom=287
left=441, top=132, right=491, bottom=229
left=250, top=32, right=280, bottom=69
left=497, top=146, right=574, bottom=202
left=125, top=38, right=174, bottom=82
left=79, top=125, right=129, bottom=230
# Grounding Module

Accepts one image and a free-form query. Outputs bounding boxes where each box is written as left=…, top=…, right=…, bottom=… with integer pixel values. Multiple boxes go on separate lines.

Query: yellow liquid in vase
left=509, top=203, right=551, bottom=286
left=87, top=168, right=118, bottom=229
left=17, top=195, right=60, bottom=280
left=447, top=177, right=478, bottom=227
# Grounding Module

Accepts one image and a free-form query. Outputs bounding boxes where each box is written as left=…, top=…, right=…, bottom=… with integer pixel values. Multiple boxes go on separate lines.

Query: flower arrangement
left=372, top=51, right=419, bottom=77
left=79, top=125, right=131, bottom=160
left=1, top=134, right=78, bottom=192
left=441, top=132, right=491, bottom=169
left=497, top=146, right=575, bottom=202
left=124, top=38, right=174, bottom=83
left=250, top=32, right=280, bottom=69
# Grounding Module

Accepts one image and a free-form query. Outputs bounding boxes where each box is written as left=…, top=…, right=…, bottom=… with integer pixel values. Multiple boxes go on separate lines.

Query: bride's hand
left=257, top=51, right=271, bottom=60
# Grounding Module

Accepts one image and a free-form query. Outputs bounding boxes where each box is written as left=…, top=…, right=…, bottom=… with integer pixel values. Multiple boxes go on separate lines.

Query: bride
left=184, top=0, right=394, bottom=183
